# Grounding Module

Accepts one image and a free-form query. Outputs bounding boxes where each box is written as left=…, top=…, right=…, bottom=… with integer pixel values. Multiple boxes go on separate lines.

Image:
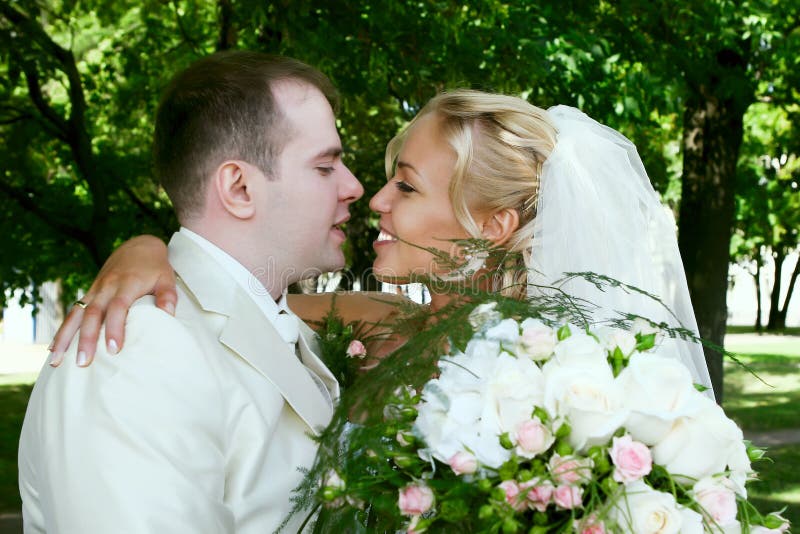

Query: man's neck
left=180, top=225, right=286, bottom=301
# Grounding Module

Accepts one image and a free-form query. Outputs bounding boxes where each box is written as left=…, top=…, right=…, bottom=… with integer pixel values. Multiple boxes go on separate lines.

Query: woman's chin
left=372, top=265, right=412, bottom=285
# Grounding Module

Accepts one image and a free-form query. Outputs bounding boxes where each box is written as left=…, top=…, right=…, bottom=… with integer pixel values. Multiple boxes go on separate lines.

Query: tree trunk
left=754, top=255, right=762, bottom=331
left=678, top=51, right=750, bottom=404
left=766, top=249, right=785, bottom=330
left=774, top=252, right=800, bottom=331
left=216, top=0, right=237, bottom=51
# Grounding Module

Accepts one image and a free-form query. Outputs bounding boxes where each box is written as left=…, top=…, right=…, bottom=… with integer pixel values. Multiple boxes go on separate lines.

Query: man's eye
left=316, top=166, right=334, bottom=176
left=395, top=180, right=415, bottom=193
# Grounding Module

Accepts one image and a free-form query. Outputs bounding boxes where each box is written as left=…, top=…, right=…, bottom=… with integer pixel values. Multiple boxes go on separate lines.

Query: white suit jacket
left=19, top=232, right=339, bottom=533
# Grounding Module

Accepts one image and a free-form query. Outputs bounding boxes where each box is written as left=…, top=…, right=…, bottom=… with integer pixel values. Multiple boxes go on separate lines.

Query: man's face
left=260, top=82, right=363, bottom=285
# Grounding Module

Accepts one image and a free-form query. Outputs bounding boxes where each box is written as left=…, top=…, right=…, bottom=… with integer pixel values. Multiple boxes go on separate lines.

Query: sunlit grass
left=748, top=445, right=800, bottom=524
left=723, top=354, right=800, bottom=432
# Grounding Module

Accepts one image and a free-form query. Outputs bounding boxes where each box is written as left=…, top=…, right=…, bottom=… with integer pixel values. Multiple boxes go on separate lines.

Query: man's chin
left=313, top=252, right=346, bottom=277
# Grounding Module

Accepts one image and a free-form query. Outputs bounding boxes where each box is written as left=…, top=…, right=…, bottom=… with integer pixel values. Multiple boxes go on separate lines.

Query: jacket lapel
left=168, top=233, right=334, bottom=434
left=297, top=320, right=340, bottom=401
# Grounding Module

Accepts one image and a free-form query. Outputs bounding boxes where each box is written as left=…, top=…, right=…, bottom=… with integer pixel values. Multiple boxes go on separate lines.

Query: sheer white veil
left=526, top=105, right=713, bottom=396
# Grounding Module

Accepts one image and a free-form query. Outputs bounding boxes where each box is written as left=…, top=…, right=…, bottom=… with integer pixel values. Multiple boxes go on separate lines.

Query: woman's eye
left=395, top=180, right=416, bottom=193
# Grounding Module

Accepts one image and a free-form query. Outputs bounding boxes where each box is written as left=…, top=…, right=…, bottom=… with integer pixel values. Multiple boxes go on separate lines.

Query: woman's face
left=369, top=112, right=472, bottom=282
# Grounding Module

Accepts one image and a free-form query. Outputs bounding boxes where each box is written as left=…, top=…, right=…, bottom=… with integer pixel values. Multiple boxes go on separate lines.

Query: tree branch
left=121, top=186, right=174, bottom=237
left=14, top=55, right=70, bottom=142
left=170, top=0, right=202, bottom=54
left=0, top=180, right=92, bottom=247
left=0, top=113, right=33, bottom=125
left=2, top=2, right=110, bottom=257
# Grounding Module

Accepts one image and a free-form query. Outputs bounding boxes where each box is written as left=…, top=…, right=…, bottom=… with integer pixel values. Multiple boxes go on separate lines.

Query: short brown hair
left=153, top=51, right=339, bottom=221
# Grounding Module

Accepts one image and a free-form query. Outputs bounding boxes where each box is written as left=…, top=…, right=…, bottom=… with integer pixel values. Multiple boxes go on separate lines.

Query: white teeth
left=377, top=230, right=398, bottom=242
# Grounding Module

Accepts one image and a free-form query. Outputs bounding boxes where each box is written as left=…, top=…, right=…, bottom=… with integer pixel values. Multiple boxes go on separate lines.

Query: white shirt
left=179, top=227, right=299, bottom=346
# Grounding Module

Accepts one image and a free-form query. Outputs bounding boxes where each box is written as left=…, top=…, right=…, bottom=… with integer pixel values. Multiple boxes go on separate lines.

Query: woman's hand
left=50, top=235, right=177, bottom=367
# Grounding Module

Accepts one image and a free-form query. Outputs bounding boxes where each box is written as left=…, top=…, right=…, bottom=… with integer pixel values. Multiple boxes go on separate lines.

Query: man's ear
left=213, top=161, right=257, bottom=220
left=481, top=208, right=520, bottom=247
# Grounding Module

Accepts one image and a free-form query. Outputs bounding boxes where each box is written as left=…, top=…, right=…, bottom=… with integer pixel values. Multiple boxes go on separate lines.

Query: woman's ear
left=213, top=161, right=257, bottom=220
left=481, top=208, right=520, bottom=247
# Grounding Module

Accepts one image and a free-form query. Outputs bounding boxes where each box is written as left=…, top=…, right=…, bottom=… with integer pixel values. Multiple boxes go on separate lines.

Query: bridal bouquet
left=293, top=298, right=789, bottom=533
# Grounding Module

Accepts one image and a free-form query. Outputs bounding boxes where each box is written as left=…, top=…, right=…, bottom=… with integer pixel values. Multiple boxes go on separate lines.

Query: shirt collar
left=179, top=227, right=289, bottom=322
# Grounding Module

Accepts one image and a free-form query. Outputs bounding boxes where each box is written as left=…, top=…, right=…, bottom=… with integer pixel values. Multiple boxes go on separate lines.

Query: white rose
left=517, top=318, right=557, bottom=361
left=543, top=365, right=628, bottom=452
left=414, top=346, right=544, bottom=469
left=609, top=481, right=703, bottom=534
left=484, top=353, right=545, bottom=433
left=652, top=396, right=746, bottom=484
left=485, top=318, right=521, bottom=346
left=468, top=302, right=501, bottom=330
left=544, top=331, right=611, bottom=378
left=618, top=353, right=702, bottom=445
left=598, top=327, right=637, bottom=355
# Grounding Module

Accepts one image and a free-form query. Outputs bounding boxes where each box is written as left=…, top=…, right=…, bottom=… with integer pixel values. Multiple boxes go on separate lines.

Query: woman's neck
left=428, top=291, right=455, bottom=312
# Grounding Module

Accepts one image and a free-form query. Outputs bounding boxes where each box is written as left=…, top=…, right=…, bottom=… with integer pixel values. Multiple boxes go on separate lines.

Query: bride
left=49, top=89, right=713, bottom=395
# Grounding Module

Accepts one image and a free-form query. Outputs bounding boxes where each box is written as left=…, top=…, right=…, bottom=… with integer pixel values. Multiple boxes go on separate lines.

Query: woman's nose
left=369, top=182, right=393, bottom=214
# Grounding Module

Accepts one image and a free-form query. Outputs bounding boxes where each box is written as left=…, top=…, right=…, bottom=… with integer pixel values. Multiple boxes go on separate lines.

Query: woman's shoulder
left=288, top=291, right=419, bottom=325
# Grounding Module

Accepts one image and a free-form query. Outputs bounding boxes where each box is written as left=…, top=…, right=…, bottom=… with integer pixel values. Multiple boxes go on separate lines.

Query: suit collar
left=168, top=233, right=334, bottom=433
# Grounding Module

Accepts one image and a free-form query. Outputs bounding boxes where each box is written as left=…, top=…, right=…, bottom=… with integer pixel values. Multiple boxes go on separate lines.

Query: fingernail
left=49, top=351, right=63, bottom=367
left=164, top=302, right=175, bottom=315
left=77, top=351, right=88, bottom=367
left=108, top=339, right=119, bottom=355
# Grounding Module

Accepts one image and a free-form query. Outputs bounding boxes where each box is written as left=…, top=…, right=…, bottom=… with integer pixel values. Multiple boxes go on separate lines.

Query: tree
left=0, top=0, right=627, bottom=302
left=2, top=1, right=797, bottom=396
left=591, top=0, right=800, bottom=399
left=733, top=103, right=800, bottom=331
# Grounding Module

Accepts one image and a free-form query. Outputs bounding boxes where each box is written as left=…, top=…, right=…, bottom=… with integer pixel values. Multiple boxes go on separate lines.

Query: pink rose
left=610, top=435, right=653, bottom=484
left=514, top=417, right=555, bottom=458
left=693, top=477, right=738, bottom=526
left=518, top=320, right=556, bottom=360
left=498, top=480, right=527, bottom=511
left=553, top=484, right=583, bottom=509
left=576, top=514, right=606, bottom=534
left=548, top=453, right=593, bottom=485
left=398, top=484, right=434, bottom=516
left=448, top=451, right=478, bottom=475
left=346, top=339, right=367, bottom=358
left=521, top=478, right=553, bottom=512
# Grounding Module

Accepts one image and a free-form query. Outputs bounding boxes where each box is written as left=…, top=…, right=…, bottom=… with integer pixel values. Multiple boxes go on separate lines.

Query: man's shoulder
left=120, top=294, right=221, bottom=368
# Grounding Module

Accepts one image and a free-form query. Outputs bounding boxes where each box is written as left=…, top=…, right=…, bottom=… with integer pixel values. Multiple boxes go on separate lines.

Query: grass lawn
left=723, top=353, right=800, bottom=431
left=748, top=445, right=800, bottom=525
left=723, top=336, right=800, bottom=525
left=0, top=384, right=33, bottom=515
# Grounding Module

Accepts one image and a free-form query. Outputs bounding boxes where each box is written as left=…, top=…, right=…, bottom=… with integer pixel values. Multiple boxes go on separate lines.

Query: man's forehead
left=270, top=79, right=326, bottom=111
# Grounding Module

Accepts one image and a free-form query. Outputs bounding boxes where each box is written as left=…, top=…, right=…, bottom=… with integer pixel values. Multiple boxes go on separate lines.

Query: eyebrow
left=312, top=147, right=343, bottom=160
left=397, top=160, right=422, bottom=177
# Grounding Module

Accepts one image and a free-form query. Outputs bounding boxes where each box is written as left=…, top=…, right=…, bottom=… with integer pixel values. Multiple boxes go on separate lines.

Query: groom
left=19, top=51, right=363, bottom=532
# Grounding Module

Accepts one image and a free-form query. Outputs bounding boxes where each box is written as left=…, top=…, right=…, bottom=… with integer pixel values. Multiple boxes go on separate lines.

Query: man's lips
left=330, top=216, right=350, bottom=241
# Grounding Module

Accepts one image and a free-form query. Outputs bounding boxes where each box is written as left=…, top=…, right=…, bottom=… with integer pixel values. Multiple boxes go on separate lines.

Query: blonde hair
left=385, top=89, right=558, bottom=299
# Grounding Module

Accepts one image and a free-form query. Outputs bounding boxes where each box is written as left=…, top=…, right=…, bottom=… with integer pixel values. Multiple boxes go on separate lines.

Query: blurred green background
left=1, top=0, right=799, bottom=529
